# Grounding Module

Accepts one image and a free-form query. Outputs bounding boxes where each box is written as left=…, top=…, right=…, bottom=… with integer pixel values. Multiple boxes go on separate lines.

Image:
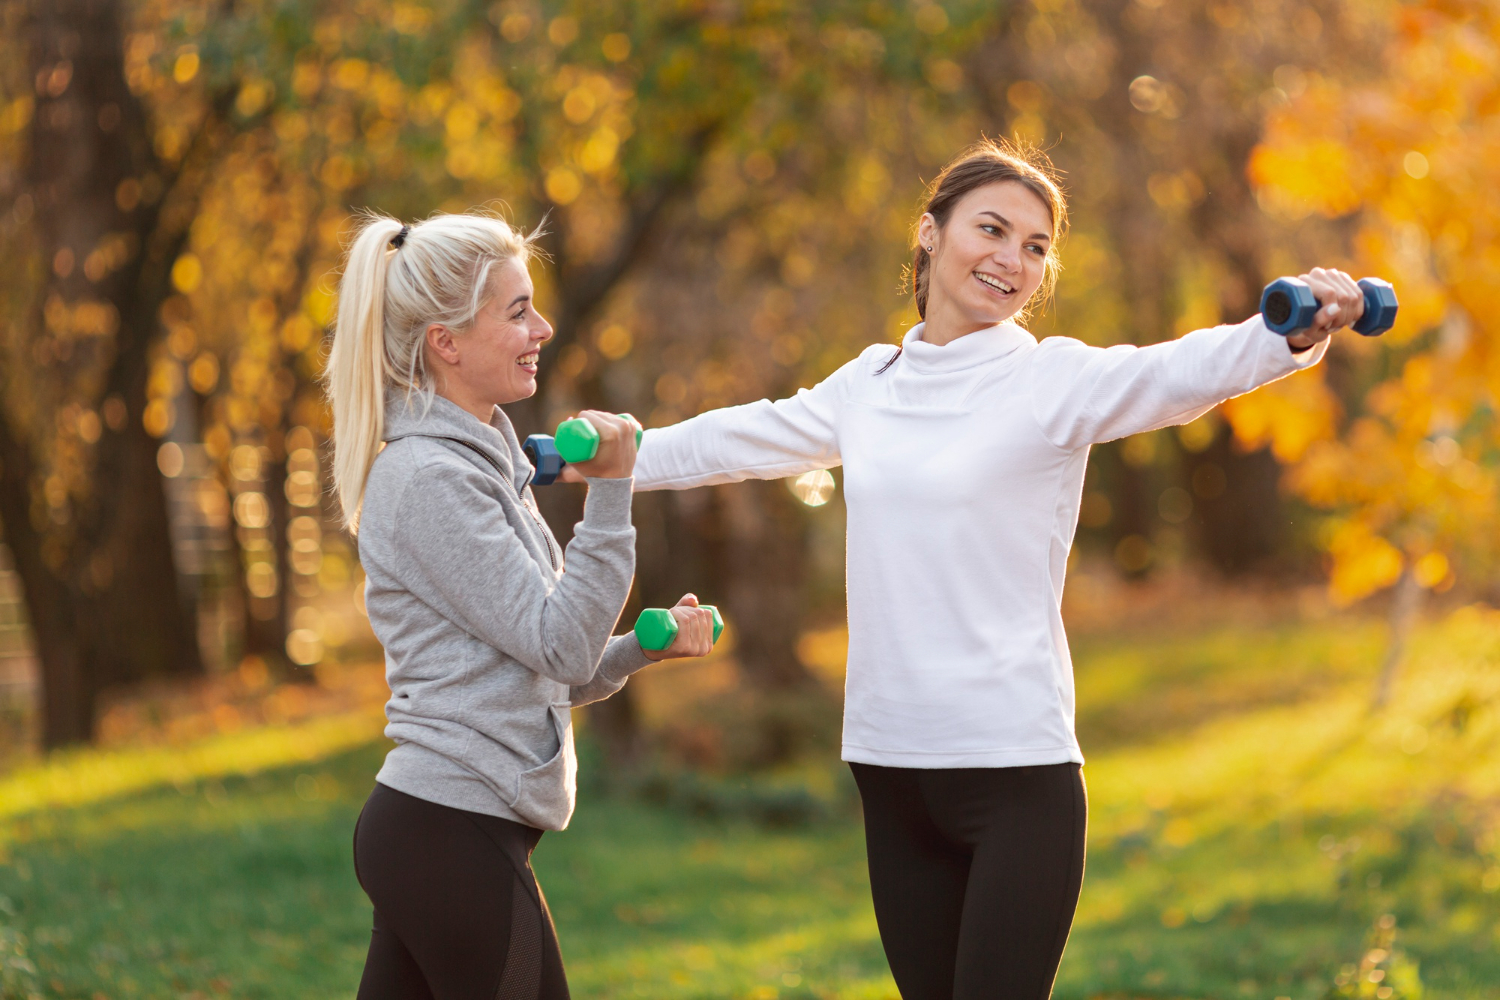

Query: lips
left=517, top=351, right=538, bottom=375
left=974, top=271, right=1016, bottom=296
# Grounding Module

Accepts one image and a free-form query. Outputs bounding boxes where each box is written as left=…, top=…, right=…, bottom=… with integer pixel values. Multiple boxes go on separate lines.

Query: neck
left=920, top=295, right=1007, bottom=347
left=434, top=381, right=497, bottom=426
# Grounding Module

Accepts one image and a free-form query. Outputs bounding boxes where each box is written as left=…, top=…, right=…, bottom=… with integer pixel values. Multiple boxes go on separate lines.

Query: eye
left=512, top=305, right=528, bottom=321
left=1026, top=244, right=1047, bottom=256
left=980, top=224, right=1001, bottom=236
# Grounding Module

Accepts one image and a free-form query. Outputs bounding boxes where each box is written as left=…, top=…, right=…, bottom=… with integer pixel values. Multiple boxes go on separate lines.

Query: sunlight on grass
left=0, top=704, right=385, bottom=823
left=3, top=605, right=1500, bottom=997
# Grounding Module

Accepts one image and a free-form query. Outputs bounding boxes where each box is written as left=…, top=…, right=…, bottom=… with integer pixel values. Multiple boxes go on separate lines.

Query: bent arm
left=394, top=470, right=637, bottom=686
left=1030, top=314, right=1329, bottom=451
left=569, top=633, right=652, bottom=706
left=633, top=357, right=859, bottom=491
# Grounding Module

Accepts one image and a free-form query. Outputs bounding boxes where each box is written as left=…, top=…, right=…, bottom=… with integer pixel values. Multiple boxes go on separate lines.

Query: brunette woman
left=632, top=140, right=1361, bottom=998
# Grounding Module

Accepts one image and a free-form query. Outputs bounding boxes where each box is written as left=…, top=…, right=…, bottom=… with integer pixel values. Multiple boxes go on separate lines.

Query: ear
left=917, top=213, right=938, bottom=253
left=426, top=323, right=461, bottom=366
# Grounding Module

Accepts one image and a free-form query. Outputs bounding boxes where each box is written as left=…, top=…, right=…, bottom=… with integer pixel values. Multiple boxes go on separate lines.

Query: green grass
left=3, top=604, right=1500, bottom=998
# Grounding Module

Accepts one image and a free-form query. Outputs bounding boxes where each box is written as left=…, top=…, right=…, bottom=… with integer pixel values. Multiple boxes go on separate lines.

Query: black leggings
left=850, top=762, right=1086, bottom=1000
left=352, top=783, right=570, bottom=1000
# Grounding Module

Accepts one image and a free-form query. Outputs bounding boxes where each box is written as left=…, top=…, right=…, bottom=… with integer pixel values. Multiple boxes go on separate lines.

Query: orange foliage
left=1247, top=0, right=1500, bottom=602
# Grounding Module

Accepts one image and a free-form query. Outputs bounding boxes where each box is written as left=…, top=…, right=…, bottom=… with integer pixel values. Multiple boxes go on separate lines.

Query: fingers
left=1298, top=267, right=1363, bottom=336
left=674, top=593, right=700, bottom=608
left=663, top=603, right=714, bottom=658
left=570, top=410, right=638, bottom=479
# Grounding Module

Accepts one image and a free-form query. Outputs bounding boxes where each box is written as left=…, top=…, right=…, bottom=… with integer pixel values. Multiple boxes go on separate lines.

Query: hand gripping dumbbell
left=1259, top=277, right=1398, bottom=338
left=634, top=605, right=725, bottom=652
left=523, top=414, right=643, bottom=486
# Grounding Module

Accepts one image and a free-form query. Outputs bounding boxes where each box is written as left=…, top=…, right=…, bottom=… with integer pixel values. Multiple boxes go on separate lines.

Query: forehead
left=951, top=180, right=1054, bottom=235
left=489, top=256, right=531, bottom=291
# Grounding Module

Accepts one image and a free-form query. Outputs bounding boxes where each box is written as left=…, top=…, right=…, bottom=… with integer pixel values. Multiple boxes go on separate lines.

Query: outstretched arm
left=1029, top=268, right=1361, bottom=451
left=632, top=354, right=863, bottom=491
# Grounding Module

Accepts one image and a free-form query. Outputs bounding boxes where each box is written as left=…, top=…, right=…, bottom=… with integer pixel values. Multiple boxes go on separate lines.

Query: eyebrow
left=979, top=210, right=1050, bottom=243
left=507, top=294, right=530, bottom=310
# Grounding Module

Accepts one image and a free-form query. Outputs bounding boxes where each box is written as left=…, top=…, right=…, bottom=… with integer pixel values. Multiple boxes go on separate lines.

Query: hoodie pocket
left=510, top=704, right=578, bottom=830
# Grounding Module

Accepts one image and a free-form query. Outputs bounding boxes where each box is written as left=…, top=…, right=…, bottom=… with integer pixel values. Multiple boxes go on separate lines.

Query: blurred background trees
left=0, top=0, right=1492, bottom=751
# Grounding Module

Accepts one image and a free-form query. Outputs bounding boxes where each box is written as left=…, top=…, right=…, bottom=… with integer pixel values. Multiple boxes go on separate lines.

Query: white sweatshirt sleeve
left=633, top=354, right=862, bottom=491
left=1028, top=314, right=1329, bottom=451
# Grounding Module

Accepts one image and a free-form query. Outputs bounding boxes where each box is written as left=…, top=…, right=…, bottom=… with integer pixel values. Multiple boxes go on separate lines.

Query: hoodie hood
left=382, top=389, right=532, bottom=494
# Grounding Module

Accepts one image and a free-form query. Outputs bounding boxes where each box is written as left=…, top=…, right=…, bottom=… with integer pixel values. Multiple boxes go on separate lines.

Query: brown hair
left=910, top=138, right=1068, bottom=322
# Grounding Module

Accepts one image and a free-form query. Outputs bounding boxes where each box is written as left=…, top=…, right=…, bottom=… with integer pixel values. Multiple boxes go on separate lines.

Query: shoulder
left=365, top=438, right=498, bottom=528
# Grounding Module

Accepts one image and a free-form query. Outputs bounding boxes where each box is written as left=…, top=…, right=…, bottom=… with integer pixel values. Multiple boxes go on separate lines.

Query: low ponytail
left=328, top=216, right=404, bottom=532
left=326, top=210, right=542, bottom=532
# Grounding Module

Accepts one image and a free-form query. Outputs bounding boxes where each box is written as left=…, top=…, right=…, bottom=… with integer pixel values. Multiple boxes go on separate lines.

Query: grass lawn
left=2, top=602, right=1500, bottom=998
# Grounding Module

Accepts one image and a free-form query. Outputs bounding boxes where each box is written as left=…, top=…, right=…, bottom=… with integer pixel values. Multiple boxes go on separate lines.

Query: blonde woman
left=326, top=212, right=715, bottom=1000
left=633, top=140, right=1363, bottom=998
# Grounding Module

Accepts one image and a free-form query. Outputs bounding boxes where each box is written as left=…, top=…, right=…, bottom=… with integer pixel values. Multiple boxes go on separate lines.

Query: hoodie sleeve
left=389, top=466, right=637, bottom=687
left=1027, top=314, right=1329, bottom=452
left=569, top=633, right=652, bottom=707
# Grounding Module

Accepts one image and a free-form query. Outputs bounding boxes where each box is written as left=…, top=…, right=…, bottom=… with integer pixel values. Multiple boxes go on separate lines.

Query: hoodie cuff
left=599, top=633, right=653, bottom=681
left=581, top=476, right=635, bottom=530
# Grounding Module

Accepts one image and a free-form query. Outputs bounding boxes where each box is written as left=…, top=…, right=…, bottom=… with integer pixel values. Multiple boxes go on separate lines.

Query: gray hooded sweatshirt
left=357, top=391, right=651, bottom=830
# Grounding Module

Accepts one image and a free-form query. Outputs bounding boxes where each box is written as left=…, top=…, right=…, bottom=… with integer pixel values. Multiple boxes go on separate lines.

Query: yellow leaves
left=1220, top=367, right=1339, bottom=464
left=843, top=156, right=891, bottom=214
left=0, top=96, right=33, bottom=136
left=188, top=353, right=220, bottom=394
left=594, top=325, right=630, bottom=359
left=304, top=286, right=336, bottom=327
left=562, top=85, right=597, bottom=124
left=168, top=228, right=214, bottom=299
left=575, top=127, right=617, bottom=174
left=291, top=59, right=322, bottom=100
left=1413, top=551, right=1449, bottom=588
left=172, top=47, right=199, bottom=85
left=1248, top=139, right=1363, bottom=219
left=915, top=5, right=950, bottom=34
left=235, top=78, right=274, bottom=118
left=602, top=33, right=632, bottom=63
left=331, top=59, right=370, bottom=91
left=548, top=16, right=579, bottom=47
left=545, top=167, right=583, bottom=205
left=1327, top=520, right=1403, bottom=606
left=444, top=102, right=479, bottom=142
left=390, top=3, right=433, bottom=36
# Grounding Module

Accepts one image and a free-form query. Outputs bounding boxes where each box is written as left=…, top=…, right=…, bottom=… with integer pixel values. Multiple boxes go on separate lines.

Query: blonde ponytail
left=326, top=211, right=540, bottom=531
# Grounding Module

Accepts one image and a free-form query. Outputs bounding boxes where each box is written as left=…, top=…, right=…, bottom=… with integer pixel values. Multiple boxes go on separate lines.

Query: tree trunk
left=1373, top=567, right=1422, bottom=709
left=721, top=479, right=817, bottom=692
left=2, top=0, right=205, bottom=747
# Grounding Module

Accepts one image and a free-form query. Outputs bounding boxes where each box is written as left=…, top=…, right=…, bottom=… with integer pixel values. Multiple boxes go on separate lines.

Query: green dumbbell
left=634, top=605, right=725, bottom=652
left=523, top=413, right=643, bottom=486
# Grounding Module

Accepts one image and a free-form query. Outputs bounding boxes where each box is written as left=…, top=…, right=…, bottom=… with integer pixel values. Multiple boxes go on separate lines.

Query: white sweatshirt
left=634, top=317, right=1327, bottom=769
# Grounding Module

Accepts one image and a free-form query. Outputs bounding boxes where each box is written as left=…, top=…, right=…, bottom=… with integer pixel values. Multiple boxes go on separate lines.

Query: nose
left=533, top=312, right=554, bottom=344
left=992, top=240, right=1022, bottom=274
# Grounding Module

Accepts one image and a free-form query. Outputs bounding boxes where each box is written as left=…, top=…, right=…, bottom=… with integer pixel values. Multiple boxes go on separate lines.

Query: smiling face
left=425, top=257, right=554, bottom=417
left=918, top=179, right=1054, bottom=337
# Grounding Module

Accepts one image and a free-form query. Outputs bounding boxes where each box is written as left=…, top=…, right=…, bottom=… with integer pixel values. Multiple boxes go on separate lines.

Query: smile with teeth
left=975, top=272, right=1016, bottom=295
left=517, top=352, right=539, bottom=366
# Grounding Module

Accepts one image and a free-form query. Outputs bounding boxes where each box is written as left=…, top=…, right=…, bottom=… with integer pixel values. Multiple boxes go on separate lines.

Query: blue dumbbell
left=1259, top=277, right=1398, bottom=338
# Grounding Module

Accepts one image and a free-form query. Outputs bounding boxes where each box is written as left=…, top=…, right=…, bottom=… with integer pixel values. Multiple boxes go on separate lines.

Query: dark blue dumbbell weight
left=523, top=435, right=565, bottom=486
left=1259, top=277, right=1398, bottom=338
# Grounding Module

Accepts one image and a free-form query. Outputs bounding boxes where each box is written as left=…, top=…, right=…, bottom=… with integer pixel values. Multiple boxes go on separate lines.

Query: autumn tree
left=1245, top=0, right=1498, bottom=701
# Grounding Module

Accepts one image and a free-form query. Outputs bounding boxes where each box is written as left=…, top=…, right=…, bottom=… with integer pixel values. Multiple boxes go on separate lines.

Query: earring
left=926, top=245, right=934, bottom=253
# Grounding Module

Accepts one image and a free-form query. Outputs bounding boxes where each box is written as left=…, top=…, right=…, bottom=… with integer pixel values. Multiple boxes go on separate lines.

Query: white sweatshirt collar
left=900, top=321, right=1037, bottom=373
